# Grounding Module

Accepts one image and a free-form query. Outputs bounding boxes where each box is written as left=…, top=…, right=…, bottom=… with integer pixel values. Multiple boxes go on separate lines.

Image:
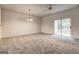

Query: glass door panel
left=61, top=18, right=71, bottom=36
left=54, top=18, right=71, bottom=37
left=55, top=20, right=61, bottom=35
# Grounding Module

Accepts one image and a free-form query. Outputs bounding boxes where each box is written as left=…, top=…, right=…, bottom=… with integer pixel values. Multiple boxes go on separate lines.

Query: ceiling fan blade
left=42, top=9, right=54, bottom=13
left=42, top=4, right=56, bottom=13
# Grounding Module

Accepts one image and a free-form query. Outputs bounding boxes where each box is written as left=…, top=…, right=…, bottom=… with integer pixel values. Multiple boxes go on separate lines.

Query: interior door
left=0, top=26, right=1, bottom=39
left=0, top=7, right=1, bottom=40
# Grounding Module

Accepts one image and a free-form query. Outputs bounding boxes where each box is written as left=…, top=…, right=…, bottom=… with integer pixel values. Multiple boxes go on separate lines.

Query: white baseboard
left=2, top=32, right=40, bottom=39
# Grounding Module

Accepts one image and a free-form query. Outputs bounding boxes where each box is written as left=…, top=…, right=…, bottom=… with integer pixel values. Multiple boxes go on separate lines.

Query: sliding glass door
left=54, top=18, right=71, bottom=36
left=55, top=20, right=61, bottom=35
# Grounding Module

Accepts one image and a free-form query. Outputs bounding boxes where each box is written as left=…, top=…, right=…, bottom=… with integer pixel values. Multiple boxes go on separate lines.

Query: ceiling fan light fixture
left=26, top=18, right=33, bottom=22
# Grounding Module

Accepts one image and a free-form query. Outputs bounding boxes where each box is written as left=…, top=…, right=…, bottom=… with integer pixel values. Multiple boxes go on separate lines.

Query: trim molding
left=2, top=32, right=52, bottom=39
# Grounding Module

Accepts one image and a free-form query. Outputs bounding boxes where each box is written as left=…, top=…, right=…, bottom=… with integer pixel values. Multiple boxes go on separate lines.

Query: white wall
left=2, top=9, right=41, bottom=38
left=41, top=7, right=79, bottom=39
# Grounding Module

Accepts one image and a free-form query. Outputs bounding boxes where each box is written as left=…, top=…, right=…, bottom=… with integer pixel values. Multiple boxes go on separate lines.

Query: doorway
left=54, top=18, right=71, bottom=37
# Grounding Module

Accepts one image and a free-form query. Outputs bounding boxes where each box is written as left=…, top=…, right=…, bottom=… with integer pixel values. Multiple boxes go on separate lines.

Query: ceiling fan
left=42, top=4, right=55, bottom=12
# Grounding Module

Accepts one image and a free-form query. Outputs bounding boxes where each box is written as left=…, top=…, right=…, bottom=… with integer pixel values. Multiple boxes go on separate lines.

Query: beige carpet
left=0, top=34, right=79, bottom=54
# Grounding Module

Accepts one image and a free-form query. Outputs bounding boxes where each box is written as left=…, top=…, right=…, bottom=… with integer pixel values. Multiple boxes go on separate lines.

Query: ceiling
left=0, top=4, right=78, bottom=17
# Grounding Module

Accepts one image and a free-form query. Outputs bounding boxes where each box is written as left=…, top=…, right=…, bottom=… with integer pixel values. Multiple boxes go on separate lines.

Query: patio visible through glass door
left=54, top=18, right=71, bottom=37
